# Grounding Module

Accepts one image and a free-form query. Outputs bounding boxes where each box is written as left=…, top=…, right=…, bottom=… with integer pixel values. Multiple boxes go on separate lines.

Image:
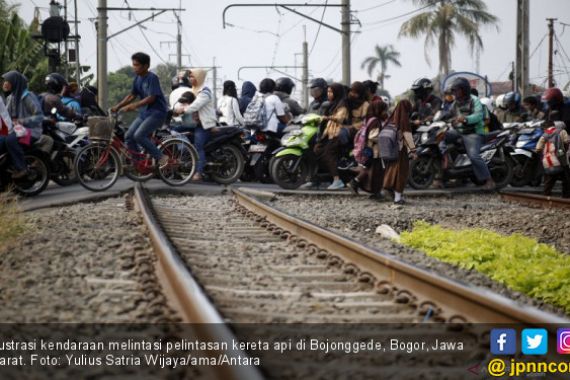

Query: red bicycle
left=74, top=113, right=197, bottom=192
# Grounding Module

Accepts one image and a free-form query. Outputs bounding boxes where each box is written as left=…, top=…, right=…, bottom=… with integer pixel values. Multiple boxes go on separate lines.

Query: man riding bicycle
left=111, top=52, right=169, bottom=167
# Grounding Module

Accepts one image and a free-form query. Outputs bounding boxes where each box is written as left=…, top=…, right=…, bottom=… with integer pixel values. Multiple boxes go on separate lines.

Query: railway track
left=133, top=184, right=568, bottom=379
left=500, top=191, right=570, bottom=209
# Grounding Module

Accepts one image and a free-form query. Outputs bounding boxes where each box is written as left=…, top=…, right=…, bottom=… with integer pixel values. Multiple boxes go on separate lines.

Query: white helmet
left=495, top=94, right=506, bottom=109
left=480, top=97, right=494, bottom=113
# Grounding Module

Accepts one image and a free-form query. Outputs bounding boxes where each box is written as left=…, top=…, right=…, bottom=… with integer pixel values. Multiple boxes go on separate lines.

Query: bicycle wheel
left=157, top=138, right=198, bottom=186
left=74, top=143, right=120, bottom=192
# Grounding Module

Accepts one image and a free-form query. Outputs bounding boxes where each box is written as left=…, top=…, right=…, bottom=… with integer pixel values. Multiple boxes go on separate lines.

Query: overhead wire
left=309, top=0, right=328, bottom=56
left=122, top=0, right=168, bottom=65
left=357, top=0, right=398, bottom=13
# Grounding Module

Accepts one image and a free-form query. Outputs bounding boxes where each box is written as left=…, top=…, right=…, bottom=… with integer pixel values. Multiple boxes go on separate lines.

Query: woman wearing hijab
left=217, top=80, right=244, bottom=127
left=0, top=71, right=43, bottom=178
left=349, top=100, right=389, bottom=200
left=174, top=68, right=217, bottom=181
left=382, top=99, right=417, bottom=204
left=302, top=83, right=349, bottom=190
left=347, top=81, right=369, bottom=133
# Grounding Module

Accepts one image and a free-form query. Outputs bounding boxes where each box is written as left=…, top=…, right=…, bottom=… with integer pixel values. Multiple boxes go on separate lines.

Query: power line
left=529, top=33, right=548, bottom=60
left=357, top=0, right=398, bottom=13
left=122, top=0, right=168, bottom=65
left=362, top=0, right=460, bottom=27
left=309, top=0, right=328, bottom=56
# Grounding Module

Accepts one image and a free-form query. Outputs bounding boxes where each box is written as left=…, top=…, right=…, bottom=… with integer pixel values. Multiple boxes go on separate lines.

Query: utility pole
left=302, top=25, right=309, bottom=110
left=64, top=0, right=69, bottom=78
left=97, top=0, right=108, bottom=110
left=516, top=0, right=529, bottom=96
left=73, top=0, right=80, bottom=84
left=341, top=0, right=351, bottom=85
left=547, top=18, right=557, bottom=88
left=212, top=57, right=218, bottom=107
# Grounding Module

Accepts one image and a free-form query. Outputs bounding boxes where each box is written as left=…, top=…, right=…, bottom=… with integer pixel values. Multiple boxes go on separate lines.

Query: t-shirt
left=262, top=94, right=285, bottom=133
left=131, top=71, right=168, bottom=118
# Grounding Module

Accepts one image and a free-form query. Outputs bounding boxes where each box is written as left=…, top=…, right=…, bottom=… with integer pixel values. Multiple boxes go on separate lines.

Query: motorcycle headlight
left=421, top=133, right=429, bottom=144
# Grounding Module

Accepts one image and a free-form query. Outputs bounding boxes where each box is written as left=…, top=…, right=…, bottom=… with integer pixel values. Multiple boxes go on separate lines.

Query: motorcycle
left=173, top=126, right=245, bottom=185
left=240, top=126, right=282, bottom=183
left=43, top=109, right=89, bottom=186
left=270, top=114, right=356, bottom=189
left=409, top=118, right=514, bottom=189
left=0, top=142, right=51, bottom=197
left=504, top=120, right=544, bottom=187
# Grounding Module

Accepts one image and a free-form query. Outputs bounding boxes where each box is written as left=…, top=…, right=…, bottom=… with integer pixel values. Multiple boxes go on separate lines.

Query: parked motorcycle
left=409, top=118, right=514, bottom=189
left=504, top=120, right=544, bottom=187
left=270, top=114, right=356, bottom=189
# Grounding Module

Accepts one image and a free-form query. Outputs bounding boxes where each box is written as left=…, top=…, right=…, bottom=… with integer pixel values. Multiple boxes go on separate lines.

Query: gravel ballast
left=0, top=196, right=178, bottom=323
left=267, top=193, right=570, bottom=316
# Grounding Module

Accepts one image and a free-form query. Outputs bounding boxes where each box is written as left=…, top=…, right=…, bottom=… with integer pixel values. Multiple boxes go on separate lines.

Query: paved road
left=18, top=178, right=548, bottom=212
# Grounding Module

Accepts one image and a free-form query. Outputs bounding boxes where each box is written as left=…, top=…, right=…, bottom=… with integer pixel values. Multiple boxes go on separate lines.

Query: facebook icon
left=490, top=329, right=517, bottom=355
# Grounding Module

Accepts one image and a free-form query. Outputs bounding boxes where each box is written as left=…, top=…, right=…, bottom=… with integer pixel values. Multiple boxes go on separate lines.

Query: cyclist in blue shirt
left=111, top=52, right=169, bottom=167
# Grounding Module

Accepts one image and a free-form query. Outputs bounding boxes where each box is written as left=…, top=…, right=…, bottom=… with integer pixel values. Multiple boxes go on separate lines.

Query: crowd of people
left=1, top=50, right=569, bottom=200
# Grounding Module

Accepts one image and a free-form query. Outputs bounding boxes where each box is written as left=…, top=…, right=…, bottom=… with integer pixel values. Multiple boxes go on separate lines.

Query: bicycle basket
left=87, top=116, right=113, bottom=141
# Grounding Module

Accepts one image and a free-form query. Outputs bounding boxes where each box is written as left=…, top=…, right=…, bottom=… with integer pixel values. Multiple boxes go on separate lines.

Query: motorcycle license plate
left=249, top=144, right=267, bottom=153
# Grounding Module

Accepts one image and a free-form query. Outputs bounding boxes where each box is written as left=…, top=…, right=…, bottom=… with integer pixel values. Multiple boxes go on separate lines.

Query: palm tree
left=399, top=0, right=499, bottom=75
left=360, top=44, right=402, bottom=89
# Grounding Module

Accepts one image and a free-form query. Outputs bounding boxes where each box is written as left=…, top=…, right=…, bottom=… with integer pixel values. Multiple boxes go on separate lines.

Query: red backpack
left=542, top=125, right=568, bottom=174
left=353, top=117, right=376, bottom=165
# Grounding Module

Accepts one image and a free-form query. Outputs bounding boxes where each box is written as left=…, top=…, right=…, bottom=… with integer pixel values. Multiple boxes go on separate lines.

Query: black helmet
left=449, top=77, right=471, bottom=98
left=411, top=78, right=433, bottom=93
left=310, top=77, right=327, bottom=90
left=45, top=72, right=67, bottom=94
left=275, top=77, right=295, bottom=95
left=504, top=91, right=521, bottom=108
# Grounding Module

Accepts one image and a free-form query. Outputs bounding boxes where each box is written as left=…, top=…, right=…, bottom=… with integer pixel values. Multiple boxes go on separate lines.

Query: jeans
left=0, top=132, right=27, bottom=171
left=126, top=113, right=166, bottom=160
left=445, top=130, right=491, bottom=182
left=194, top=126, right=211, bottom=174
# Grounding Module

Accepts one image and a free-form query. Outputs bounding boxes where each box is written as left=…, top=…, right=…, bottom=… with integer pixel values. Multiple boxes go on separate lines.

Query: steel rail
left=233, top=188, right=569, bottom=325
left=133, top=184, right=264, bottom=380
left=500, top=191, right=570, bottom=209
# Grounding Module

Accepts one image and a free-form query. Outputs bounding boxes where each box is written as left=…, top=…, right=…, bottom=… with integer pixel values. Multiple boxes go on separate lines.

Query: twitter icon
left=522, top=329, right=548, bottom=355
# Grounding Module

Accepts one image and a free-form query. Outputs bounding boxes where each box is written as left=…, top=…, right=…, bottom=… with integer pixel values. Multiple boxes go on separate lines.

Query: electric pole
left=73, top=0, right=80, bottom=84
left=213, top=57, right=218, bottom=107
left=97, top=0, right=108, bottom=110
left=547, top=18, right=557, bottom=88
left=341, top=0, right=351, bottom=86
left=302, top=26, right=309, bottom=110
left=516, top=0, right=529, bottom=96
left=64, top=0, right=69, bottom=78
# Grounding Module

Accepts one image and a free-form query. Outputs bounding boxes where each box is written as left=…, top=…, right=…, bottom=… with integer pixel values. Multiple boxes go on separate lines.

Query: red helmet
left=542, top=87, right=564, bottom=106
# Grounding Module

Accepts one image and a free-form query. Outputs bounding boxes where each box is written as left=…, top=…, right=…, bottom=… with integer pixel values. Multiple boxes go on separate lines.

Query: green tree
left=154, top=63, right=177, bottom=97
left=399, top=0, right=499, bottom=75
left=360, top=44, right=401, bottom=90
left=0, top=3, right=48, bottom=93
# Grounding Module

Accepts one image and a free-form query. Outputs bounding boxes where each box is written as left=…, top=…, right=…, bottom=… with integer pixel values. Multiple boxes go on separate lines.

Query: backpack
left=243, top=93, right=269, bottom=129
left=378, top=122, right=400, bottom=163
left=353, top=117, right=376, bottom=165
left=483, top=104, right=502, bottom=132
left=542, top=125, right=568, bottom=174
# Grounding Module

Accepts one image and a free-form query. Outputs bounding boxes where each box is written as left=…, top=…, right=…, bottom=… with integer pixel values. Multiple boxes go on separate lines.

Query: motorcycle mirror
left=51, top=107, right=57, bottom=115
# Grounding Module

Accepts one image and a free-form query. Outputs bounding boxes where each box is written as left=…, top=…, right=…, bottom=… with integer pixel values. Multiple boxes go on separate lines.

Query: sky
left=15, top=0, right=570, bottom=98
